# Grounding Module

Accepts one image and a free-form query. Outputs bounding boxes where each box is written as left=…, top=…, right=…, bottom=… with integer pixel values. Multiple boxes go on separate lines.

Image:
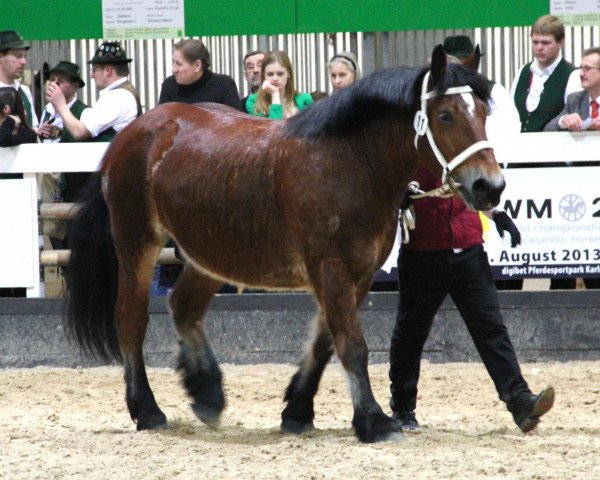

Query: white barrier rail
left=1, top=132, right=599, bottom=297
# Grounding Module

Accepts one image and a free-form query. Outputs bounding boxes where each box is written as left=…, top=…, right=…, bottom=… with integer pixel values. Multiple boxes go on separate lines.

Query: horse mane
left=284, top=63, right=491, bottom=138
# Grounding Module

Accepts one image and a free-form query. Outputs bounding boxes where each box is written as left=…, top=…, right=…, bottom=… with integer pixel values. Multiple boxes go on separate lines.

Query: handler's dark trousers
left=389, top=245, right=531, bottom=413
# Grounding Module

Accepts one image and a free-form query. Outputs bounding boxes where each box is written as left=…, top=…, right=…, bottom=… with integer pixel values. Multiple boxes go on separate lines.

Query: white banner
left=485, top=166, right=600, bottom=279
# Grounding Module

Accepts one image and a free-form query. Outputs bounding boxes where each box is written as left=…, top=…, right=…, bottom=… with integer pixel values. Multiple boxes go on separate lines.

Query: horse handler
left=388, top=166, right=554, bottom=433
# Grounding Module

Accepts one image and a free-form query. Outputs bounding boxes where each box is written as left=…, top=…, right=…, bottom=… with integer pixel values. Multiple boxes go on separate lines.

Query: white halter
left=401, top=71, right=494, bottom=243
left=413, top=71, right=492, bottom=185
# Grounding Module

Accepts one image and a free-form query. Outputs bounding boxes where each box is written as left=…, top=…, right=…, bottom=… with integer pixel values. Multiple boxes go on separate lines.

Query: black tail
left=64, top=172, right=122, bottom=362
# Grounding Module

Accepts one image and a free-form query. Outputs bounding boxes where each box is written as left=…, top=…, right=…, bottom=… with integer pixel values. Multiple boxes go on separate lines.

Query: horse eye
left=438, top=110, right=454, bottom=123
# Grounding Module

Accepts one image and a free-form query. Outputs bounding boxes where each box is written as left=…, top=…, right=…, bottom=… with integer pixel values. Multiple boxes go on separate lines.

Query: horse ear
left=462, top=45, right=481, bottom=71
left=429, top=44, right=447, bottom=86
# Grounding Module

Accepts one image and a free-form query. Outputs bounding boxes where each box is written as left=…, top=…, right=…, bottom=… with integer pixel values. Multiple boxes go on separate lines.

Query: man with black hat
left=387, top=34, right=554, bottom=435
left=39, top=61, right=87, bottom=143
left=46, top=41, right=141, bottom=142
left=442, top=35, right=521, bottom=146
left=39, top=62, right=90, bottom=239
left=0, top=30, right=38, bottom=128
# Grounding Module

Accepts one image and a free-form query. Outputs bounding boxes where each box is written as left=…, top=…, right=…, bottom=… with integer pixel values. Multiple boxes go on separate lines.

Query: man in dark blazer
left=544, top=46, right=600, bottom=290
left=544, top=46, right=600, bottom=131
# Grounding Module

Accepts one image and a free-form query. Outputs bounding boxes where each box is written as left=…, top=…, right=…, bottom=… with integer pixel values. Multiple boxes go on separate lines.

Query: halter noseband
left=413, top=71, right=492, bottom=185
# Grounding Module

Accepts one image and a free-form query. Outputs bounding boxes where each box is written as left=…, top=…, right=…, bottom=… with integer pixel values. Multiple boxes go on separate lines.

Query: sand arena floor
left=1, top=361, right=599, bottom=479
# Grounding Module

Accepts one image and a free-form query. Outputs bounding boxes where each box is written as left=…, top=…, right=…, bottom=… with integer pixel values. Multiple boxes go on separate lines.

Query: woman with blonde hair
left=246, top=50, right=312, bottom=119
left=328, top=52, right=361, bottom=91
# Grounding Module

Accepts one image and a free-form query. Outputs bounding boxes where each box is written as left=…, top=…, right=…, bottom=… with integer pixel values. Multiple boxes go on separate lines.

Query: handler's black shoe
left=507, top=386, right=555, bottom=433
left=392, top=410, right=421, bottom=432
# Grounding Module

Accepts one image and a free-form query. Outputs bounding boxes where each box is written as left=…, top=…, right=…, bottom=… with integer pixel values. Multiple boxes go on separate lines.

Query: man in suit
left=544, top=47, right=600, bottom=132
left=544, top=47, right=600, bottom=290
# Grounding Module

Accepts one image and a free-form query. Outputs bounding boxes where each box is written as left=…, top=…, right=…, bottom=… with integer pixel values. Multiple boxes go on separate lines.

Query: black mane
left=284, top=63, right=491, bottom=138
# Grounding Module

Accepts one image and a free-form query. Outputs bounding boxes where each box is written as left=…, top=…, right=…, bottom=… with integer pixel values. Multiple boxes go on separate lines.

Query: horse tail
left=64, top=172, right=122, bottom=363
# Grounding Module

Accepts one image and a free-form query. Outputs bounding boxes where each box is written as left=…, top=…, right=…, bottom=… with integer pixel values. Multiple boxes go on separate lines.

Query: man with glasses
left=545, top=47, right=600, bottom=132
left=544, top=47, right=600, bottom=291
left=46, top=41, right=141, bottom=142
left=241, top=50, right=265, bottom=113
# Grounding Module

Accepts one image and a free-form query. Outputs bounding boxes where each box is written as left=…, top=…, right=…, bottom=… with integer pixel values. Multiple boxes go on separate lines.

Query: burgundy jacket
left=403, top=166, right=483, bottom=251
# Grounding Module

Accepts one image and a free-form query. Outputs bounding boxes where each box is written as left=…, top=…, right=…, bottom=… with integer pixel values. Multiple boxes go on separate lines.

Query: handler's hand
left=493, top=211, right=521, bottom=248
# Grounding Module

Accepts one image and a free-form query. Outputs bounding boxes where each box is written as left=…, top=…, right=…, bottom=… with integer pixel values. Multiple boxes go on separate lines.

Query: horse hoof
left=374, top=430, right=405, bottom=443
left=136, top=411, right=168, bottom=431
left=281, top=418, right=315, bottom=435
left=192, top=402, right=221, bottom=429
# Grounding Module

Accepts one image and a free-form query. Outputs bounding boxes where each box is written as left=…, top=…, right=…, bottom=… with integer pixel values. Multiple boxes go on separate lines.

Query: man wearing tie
left=544, top=47, right=600, bottom=132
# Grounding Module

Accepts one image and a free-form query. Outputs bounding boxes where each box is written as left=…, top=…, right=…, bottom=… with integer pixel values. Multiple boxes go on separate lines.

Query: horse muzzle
left=457, top=175, right=506, bottom=211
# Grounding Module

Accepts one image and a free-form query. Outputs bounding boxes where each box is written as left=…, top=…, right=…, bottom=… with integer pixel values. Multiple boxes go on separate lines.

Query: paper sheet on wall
left=103, top=0, right=185, bottom=39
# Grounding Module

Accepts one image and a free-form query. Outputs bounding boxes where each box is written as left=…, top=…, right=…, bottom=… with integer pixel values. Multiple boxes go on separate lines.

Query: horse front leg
left=319, top=259, right=402, bottom=443
left=169, top=265, right=225, bottom=427
left=116, top=251, right=167, bottom=430
left=281, top=309, right=334, bottom=434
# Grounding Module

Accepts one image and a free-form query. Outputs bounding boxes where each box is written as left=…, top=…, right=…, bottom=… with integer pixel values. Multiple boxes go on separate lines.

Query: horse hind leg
left=281, top=309, right=334, bottom=434
left=168, top=264, right=225, bottom=427
left=116, top=243, right=167, bottom=430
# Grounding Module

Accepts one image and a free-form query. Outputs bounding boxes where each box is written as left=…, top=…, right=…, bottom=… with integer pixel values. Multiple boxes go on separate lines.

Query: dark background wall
left=2, top=291, right=599, bottom=368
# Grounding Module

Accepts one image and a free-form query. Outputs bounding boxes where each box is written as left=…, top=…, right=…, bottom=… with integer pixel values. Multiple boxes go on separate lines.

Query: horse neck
left=351, top=115, right=419, bottom=205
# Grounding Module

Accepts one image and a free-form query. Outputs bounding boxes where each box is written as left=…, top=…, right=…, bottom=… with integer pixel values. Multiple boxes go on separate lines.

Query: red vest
left=403, top=166, right=483, bottom=251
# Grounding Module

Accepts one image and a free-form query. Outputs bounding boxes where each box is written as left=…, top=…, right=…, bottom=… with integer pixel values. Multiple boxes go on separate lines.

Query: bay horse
left=65, top=45, right=505, bottom=443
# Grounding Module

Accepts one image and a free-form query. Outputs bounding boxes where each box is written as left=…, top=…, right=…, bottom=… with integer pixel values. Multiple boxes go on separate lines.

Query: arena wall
left=1, top=291, right=599, bottom=368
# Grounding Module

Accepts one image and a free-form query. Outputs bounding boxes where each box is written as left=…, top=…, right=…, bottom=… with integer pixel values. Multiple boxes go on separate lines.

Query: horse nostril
left=472, top=177, right=506, bottom=206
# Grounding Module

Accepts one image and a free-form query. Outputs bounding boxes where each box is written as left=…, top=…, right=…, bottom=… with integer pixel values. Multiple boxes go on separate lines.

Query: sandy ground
left=1, top=361, right=599, bottom=480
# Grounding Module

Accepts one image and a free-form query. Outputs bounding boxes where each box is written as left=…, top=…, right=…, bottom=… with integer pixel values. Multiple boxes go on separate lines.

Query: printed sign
left=485, top=166, right=600, bottom=279
left=102, top=0, right=185, bottom=39
left=551, top=0, right=600, bottom=26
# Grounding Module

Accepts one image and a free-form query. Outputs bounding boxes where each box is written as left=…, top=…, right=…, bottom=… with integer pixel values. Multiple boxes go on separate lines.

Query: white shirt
left=510, top=55, right=581, bottom=111
left=0, top=79, right=39, bottom=127
left=486, top=83, right=521, bottom=166
left=79, top=77, right=138, bottom=138
left=40, top=98, right=79, bottom=143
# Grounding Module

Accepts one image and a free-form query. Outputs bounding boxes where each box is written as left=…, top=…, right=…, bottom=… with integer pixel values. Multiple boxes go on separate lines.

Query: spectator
left=246, top=50, right=313, bottom=119
left=544, top=47, right=600, bottom=290
left=39, top=61, right=87, bottom=144
left=241, top=50, right=266, bottom=112
left=156, top=39, right=242, bottom=294
left=38, top=61, right=89, bottom=249
left=158, top=39, right=241, bottom=110
left=0, top=86, right=37, bottom=146
left=0, top=30, right=38, bottom=129
left=545, top=47, right=600, bottom=132
left=509, top=16, right=582, bottom=290
left=510, top=15, right=581, bottom=133
left=328, top=52, right=361, bottom=92
left=46, top=41, right=141, bottom=143
left=310, top=91, right=328, bottom=102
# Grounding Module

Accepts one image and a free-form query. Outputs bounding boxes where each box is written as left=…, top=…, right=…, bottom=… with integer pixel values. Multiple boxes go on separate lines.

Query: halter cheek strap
left=413, top=71, right=493, bottom=185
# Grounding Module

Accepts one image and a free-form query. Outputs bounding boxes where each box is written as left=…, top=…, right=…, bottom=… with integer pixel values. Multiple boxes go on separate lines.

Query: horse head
left=416, top=44, right=505, bottom=211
